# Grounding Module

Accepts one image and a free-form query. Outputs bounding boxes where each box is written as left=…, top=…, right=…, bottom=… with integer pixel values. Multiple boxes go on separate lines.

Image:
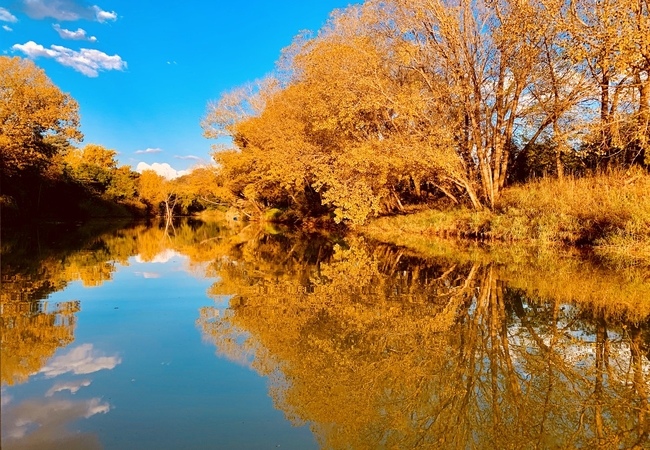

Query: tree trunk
left=553, top=121, right=565, bottom=178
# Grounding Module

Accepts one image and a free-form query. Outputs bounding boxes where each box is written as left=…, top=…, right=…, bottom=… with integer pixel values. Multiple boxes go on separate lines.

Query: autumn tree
left=64, top=144, right=117, bottom=191
left=204, top=1, right=553, bottom=219
left=204, top=0, right=649, bottom=223
left=0, top=56, right=82, bottom=177
left=559, top=0, right=650, bottom=167
left=138, top=169, right=177, bottom=220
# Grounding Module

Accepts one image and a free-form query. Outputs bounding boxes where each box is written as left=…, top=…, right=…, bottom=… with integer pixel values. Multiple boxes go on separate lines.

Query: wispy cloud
left=21, top=0, right=117, bottom=23
left=12, top=41, right=126, bottom=77
left=53, top=24, right=97, bottom=41
left=0, top=7, right=18, bottom=22
left=39, top=344, right=121, bottom=378
left=135, top=271, right=162, bottom=279
left=135, top=148, right=163, bottom=154
left=92, top=5, right=116, bottom=23
left=46, top=379, right=92, bottom=397
left=174, top=155, right=202, bottom=161
left=3, top=25, right=13, bottom=32
left=136, top=162, right=189, bottom=180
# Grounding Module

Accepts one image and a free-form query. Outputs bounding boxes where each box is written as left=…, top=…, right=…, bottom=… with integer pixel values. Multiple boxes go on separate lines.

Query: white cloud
left=46, top=379, right=92, bottom=396
left=135, top=249, right=180, bottom=264
left=135, top=271, right=162, bottom=279
left=135, top=148, right=163, bottom=154
left=21, top=0, right=117, bottom=23
left=39, top=344, right=121, bottom=378
left=13, top=41, right=57, bottom=58
left=92, top=5, right=116, bottom=23
left=12, top=41, right=126, bottom=77
left=0, top=7, right=18, bottom=22
left=22, top=0, right=85, bottom=21
left=3, top=25, right=13, bottom=32
left=53, top=24, right=97, bottom=42
left=1, top=387, right=12, bottom=407
left=2, top=396, right=109, bottom=445
left=175, top=155, right=202, bottom=161
left=136, top=162, right=189, bottom=180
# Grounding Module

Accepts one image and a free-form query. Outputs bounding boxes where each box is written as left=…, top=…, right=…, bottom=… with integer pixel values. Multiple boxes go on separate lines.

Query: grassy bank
left=364, top=170, right=650, bottom=264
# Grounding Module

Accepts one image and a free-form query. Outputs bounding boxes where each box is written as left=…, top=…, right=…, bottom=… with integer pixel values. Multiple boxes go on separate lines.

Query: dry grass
left=364, top=169, right=650, bottom=264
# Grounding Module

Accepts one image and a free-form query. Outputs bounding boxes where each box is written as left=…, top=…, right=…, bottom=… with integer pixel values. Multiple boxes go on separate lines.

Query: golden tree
left=0, top=56, right=82, bottom=176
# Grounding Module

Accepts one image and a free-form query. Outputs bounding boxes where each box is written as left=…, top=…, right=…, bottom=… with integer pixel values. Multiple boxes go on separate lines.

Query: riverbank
left=363, top=170, right=650, bottom=265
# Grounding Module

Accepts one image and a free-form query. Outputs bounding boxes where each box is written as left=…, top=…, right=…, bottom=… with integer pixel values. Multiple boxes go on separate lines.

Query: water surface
left=2, top=220, right=649, bottom=449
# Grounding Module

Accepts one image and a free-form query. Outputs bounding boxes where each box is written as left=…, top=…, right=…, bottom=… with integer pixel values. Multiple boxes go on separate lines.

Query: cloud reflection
left=45, top=379, right=91, bottom=397
left=135, top=271, right=162, bottom=279
left=39, top=344, right=121, bottom=378
left=1, top=397, right=108, bottom=449
left=135, top=249, right=179, bottom=264
left=1, top=387, right=12, bottom=407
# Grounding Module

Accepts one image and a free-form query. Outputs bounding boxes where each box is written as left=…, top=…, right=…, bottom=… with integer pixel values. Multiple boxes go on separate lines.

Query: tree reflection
left=2, top=219, right=649, bottom=447
left=1, top=301, right=79, bottom=385
left=0, top=219, right=231, bottom=385
left=199, top=236, right=650, bottom=449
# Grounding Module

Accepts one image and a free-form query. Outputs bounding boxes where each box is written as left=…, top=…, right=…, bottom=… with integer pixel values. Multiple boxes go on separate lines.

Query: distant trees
left=62, top=143, right=139, bottom=201
left=203, top=0, right=649, bottom=224
left=138, top=169, right=176, bottom=220
left=1, top=56, right=225, bottom=222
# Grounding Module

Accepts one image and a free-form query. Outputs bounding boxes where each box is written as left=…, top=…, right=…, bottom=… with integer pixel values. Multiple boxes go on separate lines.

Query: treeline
left=0, top=56, right=221, bottom=223
left=203, top=0, right=649, bottom=224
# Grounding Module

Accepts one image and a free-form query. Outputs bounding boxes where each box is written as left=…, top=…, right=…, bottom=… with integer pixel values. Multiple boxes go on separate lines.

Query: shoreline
left=361, top=170, right=650, bottom=266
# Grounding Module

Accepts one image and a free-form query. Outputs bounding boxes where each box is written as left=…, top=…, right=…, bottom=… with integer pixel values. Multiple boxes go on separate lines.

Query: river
left=1, top=219, right=649, bottom=449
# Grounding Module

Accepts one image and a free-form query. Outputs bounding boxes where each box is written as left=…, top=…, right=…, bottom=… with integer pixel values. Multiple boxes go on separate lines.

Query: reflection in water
left=198, top=236, right=650, bottom=449
left=1, top=301, right=79, bottom=385
left=2, top=220, right=650, bottom=448
left=39, top=344, right=121, bottom=378
left=1, top=396, right=109, bottom=450
left=0, top=219, right=232, bottom=385
left=45, top=379, right=92, bottom=397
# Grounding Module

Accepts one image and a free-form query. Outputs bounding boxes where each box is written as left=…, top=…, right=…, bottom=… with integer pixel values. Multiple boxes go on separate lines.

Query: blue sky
left=1, top=0, right=353, bottom=177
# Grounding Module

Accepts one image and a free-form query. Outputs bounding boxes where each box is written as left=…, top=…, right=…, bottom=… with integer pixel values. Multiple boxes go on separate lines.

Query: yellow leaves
left=80, top=144, right=118, bottom=169
left=0, top=56, right=82, bottom=175
left=195, top=230, right=650, bottom=448
left=137, top=169, right=166, bottom=205
left=203, top=0, right=650, bottom=221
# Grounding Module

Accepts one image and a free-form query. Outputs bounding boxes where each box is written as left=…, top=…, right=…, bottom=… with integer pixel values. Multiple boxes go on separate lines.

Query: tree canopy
left=0, top=56, right=82, bottom=177
left=203, top=0, right=650, bottom=224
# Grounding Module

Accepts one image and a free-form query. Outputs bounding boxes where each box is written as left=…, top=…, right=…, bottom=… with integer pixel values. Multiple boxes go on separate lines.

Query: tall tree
left=0, top=56, right=82, bottom=177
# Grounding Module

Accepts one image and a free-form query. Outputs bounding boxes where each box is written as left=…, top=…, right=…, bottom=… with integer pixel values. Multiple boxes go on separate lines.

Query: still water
left=1, top=219, right=649, bottom=449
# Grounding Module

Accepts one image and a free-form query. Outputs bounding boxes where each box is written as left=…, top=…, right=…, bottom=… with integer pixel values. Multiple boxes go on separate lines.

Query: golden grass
left=364, top=169, right=650, bottom=264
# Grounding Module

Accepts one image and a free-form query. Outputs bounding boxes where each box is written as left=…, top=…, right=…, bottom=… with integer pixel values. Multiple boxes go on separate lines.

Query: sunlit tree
left=0, top=56, right=82, bottom=177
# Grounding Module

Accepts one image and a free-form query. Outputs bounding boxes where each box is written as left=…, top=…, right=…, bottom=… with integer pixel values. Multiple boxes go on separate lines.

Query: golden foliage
left=2, top=218, right=648, bottom=447
left=203, top=0, right=650, bottom=223
left=0, top=56, right=82, bottom=176
left=198, top=233, right=650, bottom=449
